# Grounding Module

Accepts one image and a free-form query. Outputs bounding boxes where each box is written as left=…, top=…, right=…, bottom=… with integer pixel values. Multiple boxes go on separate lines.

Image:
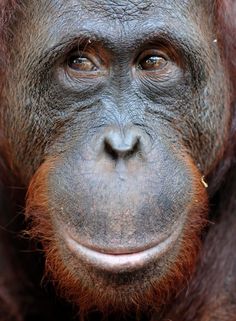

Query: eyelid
left=66, top=42, right=111, bottom=71
left=69, top=50, right=100, bottom=66
left=137, top=49, right=169, bottom=64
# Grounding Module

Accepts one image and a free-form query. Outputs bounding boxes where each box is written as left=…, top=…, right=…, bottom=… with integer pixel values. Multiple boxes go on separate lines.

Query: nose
left=103, top=128, right=141, bottom=160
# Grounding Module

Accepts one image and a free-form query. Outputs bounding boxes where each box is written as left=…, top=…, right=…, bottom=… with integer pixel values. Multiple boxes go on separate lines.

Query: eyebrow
left=41, top=25, right=205, bottom=56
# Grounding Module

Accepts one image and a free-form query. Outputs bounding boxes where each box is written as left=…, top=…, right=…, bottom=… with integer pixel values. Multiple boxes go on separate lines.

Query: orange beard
left=25, top=158, right=208, bottom=317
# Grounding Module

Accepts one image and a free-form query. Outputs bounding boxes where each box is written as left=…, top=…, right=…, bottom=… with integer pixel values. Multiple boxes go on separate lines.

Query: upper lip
left=64, top=228, right=181, bottom=272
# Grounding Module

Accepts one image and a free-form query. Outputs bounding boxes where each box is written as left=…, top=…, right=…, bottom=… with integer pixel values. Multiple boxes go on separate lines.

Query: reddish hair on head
left=217, top=0, right=236, bottom=95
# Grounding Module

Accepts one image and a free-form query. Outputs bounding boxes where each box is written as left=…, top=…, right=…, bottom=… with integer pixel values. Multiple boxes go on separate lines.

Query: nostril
left=125, top=138, right=140, bottom=158
left=104, top=139, right=119, bottom=160
left=103, top=132, right=140, bottom=160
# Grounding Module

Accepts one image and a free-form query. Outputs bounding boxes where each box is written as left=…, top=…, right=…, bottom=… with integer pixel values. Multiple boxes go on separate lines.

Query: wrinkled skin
left=0, top=0, right=235, bottom=320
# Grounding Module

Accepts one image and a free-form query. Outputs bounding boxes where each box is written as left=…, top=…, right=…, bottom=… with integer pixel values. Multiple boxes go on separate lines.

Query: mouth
left=65, top=228, right=180, bottom=273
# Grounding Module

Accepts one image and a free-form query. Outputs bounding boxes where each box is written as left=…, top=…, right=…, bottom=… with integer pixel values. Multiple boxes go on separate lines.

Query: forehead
left=21, top=0, right=204, bottom=43
left=80, top=0, right=154, bottom=20
left=26, top=0, right=198, bottom=24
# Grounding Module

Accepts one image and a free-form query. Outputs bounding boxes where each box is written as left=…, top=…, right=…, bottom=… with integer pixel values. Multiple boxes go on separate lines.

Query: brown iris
left=68, top=55, right=98, bottom=72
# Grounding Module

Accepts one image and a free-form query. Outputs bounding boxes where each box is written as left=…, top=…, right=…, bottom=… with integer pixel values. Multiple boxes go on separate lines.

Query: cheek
left=183, top=69, right=231, bottom=174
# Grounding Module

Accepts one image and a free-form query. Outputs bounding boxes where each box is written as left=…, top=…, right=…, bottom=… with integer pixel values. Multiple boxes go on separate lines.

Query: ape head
left=0, top=0, right=235, bottom=317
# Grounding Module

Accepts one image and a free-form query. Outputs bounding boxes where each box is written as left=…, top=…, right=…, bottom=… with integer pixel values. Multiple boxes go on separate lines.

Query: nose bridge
left=102, top=93, right=138, bottom=126
left=109, top=52, right=134, bottom=104
left=110, top=71, right=133, bottom=105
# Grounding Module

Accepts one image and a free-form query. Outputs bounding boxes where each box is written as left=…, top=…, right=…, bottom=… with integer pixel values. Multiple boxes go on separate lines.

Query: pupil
left=74, top=57, right=87, bottom=65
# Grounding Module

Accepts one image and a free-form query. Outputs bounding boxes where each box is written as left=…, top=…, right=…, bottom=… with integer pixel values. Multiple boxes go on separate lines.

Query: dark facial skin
left=0, top=0, right=232, bottom=316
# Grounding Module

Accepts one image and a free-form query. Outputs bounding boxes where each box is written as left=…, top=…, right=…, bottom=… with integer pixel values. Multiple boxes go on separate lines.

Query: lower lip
left=65, top=229, right=180, bottom=272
